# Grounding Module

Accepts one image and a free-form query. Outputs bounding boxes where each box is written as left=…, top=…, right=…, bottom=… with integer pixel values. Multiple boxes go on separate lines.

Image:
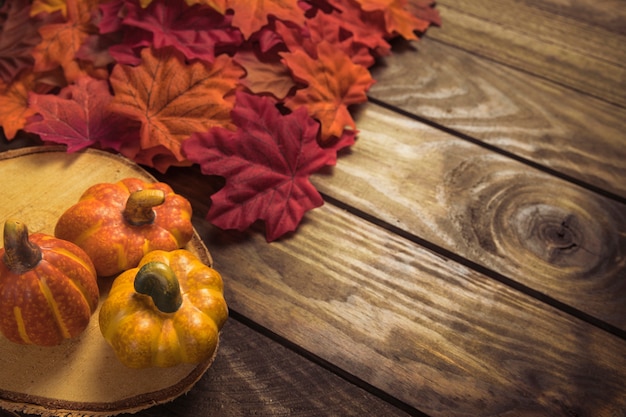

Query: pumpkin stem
left=2, top=219, right=42, bottom=274
left=123, top=189, right=165, bottom=226
left=134, top=261, right=183, bottom=313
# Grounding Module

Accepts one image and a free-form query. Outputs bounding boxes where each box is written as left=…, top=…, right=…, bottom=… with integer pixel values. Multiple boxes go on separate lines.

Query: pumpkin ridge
left=72, top=220, right=104, bottom=247
left=44, top=247, right=98, bottom=311
left=36, top=275, right=72, bottom=340
left=12, top=306, right=32, bottom=344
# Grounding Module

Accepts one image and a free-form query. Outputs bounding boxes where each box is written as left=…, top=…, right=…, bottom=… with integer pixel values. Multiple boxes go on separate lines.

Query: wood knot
left=537, top=215, right=580, bottom=258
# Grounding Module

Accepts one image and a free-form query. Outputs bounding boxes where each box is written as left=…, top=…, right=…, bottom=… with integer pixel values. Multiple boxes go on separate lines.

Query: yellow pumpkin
left=0, top=219, right=99, bottom=346
left=99, top=249, right=228, bottom=368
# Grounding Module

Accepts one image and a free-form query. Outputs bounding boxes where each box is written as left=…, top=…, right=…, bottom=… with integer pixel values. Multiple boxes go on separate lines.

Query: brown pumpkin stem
left=123, top=189, right=166, bottom=226
left=134, top=261, right=183, bottom=313
left=2, top=219, right=42, bottom=274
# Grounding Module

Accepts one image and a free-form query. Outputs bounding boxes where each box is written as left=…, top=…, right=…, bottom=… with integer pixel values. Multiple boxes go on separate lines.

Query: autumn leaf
left=0, top=0, right=45, bottom=83
left=185, top=0, right=228, bottom=16
left=352, top=0, right=432, bottom=40
left=97, top=0, right=125, bottom=34
left=234, top=49, right=295, bottom=99
left=282, top=40, right=374, bottom=141
left=32, top=0, right=105, bottom=83
left=24, top=76, right=136, bottom=152
left=30, top=0, right=67, bottom=17
left=121, top=0, right=242, bottom=64
left=0, top=72, right=42, bottom=139
left=226, top=0, right=306, bottom=39
left=407, top=0, right=443, bottom=27
left=108, top=46, right=244, bottom=169
left=319, top=0, right=391, bottom=60
left=182, top=91, right=333, bottom=241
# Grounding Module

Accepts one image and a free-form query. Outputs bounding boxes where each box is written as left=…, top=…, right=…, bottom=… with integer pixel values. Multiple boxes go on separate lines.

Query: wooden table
left=2, top=1, right=626, bottom=416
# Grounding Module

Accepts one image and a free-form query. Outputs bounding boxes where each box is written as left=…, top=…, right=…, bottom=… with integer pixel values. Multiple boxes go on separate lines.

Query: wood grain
left=368, top=38, right=626, bottom=199
left=180, top=201, right=626, bottom=417
left=312, top=103, right=626, bottom=331
left=123, top=319, right=413, bottom=417
left=425, top=0, right=626, bottom=106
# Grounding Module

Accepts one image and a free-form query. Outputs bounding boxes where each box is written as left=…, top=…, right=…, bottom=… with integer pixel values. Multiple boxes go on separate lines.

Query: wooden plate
left=0, top=146, right=217, bottom=416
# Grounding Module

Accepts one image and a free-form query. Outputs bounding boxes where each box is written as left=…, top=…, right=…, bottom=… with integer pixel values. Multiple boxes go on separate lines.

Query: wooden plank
left=368, top=38, right=626, bottom=199
left=134, top=319, right=412, bottom=417
left=178, top=203, right=626, bottom=417
left=312, top=103, right=626, bottom=331
left=425, top=0, right=626, bottom=106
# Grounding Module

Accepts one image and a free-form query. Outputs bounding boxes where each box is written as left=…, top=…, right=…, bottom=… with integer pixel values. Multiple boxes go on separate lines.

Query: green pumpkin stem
left=134, top=261, right=183, bottom=313
left=123, top=189, right=165, bottom=226
left=2, top=219, right=42, bottom=274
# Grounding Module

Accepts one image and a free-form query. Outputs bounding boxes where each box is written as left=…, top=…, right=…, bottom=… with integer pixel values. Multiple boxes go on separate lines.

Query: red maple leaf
left=24, top=76, right=138, bottom=152
left=0, top=0, right=53, bottom=83
left=281, top=40, right=374, bottom=142
left=121, top=0, right=242, bottom=64
left=182, top=91, right=333, bottom=241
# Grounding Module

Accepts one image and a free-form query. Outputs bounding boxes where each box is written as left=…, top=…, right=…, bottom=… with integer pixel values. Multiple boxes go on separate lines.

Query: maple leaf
left=0, top=0, right=45, bottom=83
left=30, top=0, right=67, bottom=17
left=121, top=0, right=242, bottom=64
left=282, top=40, right=374, bottom=141
left=97, top=0, right=125, bottom=34
left=407, top=0, right=442, bottom=27
left=234, top=50, right=295, bottom=99
left=186, top=0, right=228, bottom=14
left=108, top=46, right=244, bottom=170
left=353, top=0, right=432, bottom=40
left=24, top=76, right=137, bottom=152
left=0, top=73, right=38, bottom=139
left=32, top=0, right=105, bottom=83
left=226, top=0, right=307, bottom=39
left=321, top=0, right=391, bottom=59
left=182, top=91, right=333, bottom=241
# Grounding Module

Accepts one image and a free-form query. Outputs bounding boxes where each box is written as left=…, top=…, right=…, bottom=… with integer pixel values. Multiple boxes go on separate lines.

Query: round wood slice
left=0, top=146, right=218, bottom=417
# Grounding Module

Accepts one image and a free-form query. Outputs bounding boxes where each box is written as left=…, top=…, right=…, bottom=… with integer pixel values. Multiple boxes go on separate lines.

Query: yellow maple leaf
left=30, top=0, right=67, bottom=17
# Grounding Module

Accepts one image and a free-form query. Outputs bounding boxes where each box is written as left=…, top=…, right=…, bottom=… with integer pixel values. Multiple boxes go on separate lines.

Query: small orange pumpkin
left=54, top=178, right=194, bottom=276
left=0, top=219, right=99, bottom=346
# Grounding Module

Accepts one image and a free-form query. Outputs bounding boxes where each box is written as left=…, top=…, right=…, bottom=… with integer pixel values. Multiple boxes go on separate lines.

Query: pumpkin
left=99, top=249, right=228, bottom=368
left=54, top=177, right=194, bottom=277
left=0, top=219, right=99, bottom=346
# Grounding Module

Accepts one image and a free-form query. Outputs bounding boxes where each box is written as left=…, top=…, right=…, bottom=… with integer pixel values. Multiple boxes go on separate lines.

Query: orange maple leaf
left=226, top=0, right=306, bottom=39
left=282, top=41, right=374, bottom=141
left=234, top=50, right=295, bottom=99
left=108, top=46, right=244, bottom=164
left=355, top=0, right=429, bottom=40
left=0, top=72, right=38, bottom=139
left=31, top=0, right=104, bottom=83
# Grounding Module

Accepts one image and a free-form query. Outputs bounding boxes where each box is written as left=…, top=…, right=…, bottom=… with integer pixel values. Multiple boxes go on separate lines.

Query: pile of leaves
left=0, top=0, right=440, bottom=241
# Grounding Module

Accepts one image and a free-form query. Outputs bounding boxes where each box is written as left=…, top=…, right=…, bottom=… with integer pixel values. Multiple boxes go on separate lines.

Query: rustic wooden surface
left=2, top=0, right=625, bottom=416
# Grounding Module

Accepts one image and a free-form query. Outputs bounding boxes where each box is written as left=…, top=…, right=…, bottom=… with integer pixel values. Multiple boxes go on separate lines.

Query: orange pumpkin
left=0, top=219, right=99, bottom=346
left=55, top=178, right=194, bottom=276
